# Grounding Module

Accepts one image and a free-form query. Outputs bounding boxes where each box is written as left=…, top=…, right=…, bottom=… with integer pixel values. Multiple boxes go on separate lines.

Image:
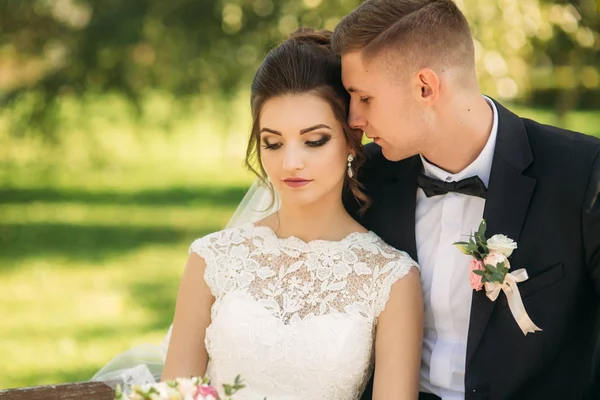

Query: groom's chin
left=380, top=146, right=414, bottom=163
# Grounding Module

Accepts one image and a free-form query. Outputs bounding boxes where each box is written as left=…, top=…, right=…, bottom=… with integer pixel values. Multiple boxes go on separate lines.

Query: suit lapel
left=393, top=156, right=421, bottom=262
left=365, top=155, right=421, bottom=262
left=466, top=100, right=537, bottom=365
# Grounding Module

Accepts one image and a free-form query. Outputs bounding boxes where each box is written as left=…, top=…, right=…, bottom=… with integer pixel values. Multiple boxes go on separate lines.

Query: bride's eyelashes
left=305, top=134, right=331, bottom=147
left=261, top=134, right=332, bottom=150
left=262, top=140, right=282, bottom=150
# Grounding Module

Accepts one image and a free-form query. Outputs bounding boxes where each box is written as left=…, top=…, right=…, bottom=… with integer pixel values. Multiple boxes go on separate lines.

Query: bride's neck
left=266, top=194, right=360, bottom=242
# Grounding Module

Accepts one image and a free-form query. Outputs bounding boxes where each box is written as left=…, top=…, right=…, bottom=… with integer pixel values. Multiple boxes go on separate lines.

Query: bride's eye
left=306, top=135, right=331, bottom=147
left=262, top=141, right=282, bottom=150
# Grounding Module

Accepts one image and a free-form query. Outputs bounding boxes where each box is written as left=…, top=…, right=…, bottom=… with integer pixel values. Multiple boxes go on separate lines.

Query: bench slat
left=0, top=381, right=115, bottom=400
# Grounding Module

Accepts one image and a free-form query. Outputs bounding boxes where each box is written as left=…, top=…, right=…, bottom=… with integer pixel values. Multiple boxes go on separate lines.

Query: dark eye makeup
left=261, top=134, right=331, bottom=150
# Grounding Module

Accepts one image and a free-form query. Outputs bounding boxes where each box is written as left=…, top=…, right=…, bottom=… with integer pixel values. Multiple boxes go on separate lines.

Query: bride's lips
left=283, top=178, right=312, bottom=188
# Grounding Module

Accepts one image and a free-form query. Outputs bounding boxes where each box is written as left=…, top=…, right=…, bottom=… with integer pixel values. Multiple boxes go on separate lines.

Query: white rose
left=487, top=234, right=518, bottom=257
left=177, top=379, right=196, bottom=397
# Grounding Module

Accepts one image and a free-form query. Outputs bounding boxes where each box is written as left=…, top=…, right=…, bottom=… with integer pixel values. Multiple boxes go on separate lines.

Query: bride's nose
left=282, top=145, right=305, bottom=171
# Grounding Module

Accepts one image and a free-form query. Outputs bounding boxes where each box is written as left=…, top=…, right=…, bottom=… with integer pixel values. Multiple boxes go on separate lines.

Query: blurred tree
left=0, top=0, right=598, bottom=138
left=0, top=0, right=360, bottom=138
left=461, top=0, right=599, bottom=122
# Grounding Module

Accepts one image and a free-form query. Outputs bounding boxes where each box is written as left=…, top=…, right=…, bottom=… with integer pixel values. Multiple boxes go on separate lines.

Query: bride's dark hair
left=245, top=28, right=369, bottom=213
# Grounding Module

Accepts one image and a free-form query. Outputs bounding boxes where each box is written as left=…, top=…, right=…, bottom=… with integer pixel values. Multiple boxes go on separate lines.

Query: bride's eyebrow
left=260, top=127, right=282, bottom=136
left=260, top=124, right=332, bottom=136
left=300, top=124, right=331, bottom=134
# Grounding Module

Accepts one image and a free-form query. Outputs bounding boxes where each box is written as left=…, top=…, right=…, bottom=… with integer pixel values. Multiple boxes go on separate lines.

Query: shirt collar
left=420, top=95, right=498, bottom=188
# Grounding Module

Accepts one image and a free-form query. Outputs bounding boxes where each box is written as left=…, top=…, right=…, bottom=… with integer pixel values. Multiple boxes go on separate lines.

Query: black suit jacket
left=347, top=100, right=600, bottom=400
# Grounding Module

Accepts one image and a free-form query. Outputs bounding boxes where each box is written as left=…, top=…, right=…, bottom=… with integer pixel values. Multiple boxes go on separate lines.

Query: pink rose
left=469, top=258, right=484, bottom=291
left=195, top=384, right=218, bottom=400
left=483, top=251, right=511, bottom=271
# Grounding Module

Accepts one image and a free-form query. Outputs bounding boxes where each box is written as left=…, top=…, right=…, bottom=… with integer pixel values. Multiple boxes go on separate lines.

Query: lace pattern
left=191, top=224, right=416, bottom=322
left=189, top=223, right=418, bottom=399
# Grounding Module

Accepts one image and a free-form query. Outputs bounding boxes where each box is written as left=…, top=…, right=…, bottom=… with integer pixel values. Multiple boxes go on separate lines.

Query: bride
left=94, top=28, right=423, bottom=399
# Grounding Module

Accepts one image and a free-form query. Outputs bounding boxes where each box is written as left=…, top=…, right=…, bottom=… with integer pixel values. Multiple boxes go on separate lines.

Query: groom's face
left=341, top=51, right=424, bottom=161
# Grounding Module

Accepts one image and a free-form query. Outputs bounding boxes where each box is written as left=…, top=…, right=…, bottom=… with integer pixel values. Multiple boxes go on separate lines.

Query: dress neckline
left=249, top=222, right=376, bottom=247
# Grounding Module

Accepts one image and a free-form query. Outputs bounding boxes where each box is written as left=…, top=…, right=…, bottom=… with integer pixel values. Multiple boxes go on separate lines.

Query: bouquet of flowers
left=113, top=375, right=244, bottom=400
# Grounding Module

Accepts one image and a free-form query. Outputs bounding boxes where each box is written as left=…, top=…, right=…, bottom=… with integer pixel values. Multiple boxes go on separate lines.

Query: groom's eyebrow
left=347, top=86, right=367, bottom=95
left=346, top=83, right=363, bottom=92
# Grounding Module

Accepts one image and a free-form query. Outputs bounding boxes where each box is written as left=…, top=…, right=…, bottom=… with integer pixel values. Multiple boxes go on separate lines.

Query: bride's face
left=259, top=93, right=351, bottom=208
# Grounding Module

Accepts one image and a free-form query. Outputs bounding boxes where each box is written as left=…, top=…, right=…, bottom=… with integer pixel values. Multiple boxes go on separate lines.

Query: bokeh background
left=0, top=0, right=599, bottom=390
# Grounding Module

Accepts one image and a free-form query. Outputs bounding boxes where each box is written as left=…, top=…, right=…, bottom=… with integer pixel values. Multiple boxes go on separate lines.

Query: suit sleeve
left=583, top=150, right=600, bottom=294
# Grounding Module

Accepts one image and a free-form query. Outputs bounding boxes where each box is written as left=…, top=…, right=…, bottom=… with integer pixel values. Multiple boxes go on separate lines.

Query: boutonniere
left=454, top=219, right=542, bottom=335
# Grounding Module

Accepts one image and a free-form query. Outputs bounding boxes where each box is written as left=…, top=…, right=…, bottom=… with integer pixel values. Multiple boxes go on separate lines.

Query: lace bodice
left=190, top=223, right=418, bottom=400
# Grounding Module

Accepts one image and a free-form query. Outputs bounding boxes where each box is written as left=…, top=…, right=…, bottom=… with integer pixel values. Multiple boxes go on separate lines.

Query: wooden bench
left=0, top=381, right=115, bottom=400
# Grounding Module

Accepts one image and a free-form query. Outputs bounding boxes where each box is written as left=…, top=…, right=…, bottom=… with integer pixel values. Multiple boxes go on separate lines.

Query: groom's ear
left=415, top=68, right=440, bottom=106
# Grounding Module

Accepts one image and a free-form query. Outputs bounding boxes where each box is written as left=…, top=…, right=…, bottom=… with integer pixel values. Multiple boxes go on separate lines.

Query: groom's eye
left=359, top=97, right=371, bottom=104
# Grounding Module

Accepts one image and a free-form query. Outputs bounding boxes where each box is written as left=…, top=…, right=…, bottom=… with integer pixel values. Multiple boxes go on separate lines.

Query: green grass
left=0, top=107, right=256, bottom=389
left=510, top=106, right=600, bottom=138
left=0, top=105, right=598, bottom=391
left=0, top=180, right=252, bottom=390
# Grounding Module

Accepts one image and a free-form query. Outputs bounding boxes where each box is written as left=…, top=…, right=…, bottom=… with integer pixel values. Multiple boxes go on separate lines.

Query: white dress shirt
left=417, top=97, right=499, bottom=399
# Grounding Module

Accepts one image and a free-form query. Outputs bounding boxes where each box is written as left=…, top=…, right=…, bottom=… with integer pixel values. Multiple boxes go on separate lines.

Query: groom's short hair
left=332, top=0, right=475, bottom=70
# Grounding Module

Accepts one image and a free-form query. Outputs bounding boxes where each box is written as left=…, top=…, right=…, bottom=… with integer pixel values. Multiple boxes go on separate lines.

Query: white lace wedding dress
left=188, top=222, right=418, bottom=400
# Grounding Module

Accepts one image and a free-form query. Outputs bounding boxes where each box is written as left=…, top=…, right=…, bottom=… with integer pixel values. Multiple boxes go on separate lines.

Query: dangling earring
left=347, top=154, right=354, bottom=178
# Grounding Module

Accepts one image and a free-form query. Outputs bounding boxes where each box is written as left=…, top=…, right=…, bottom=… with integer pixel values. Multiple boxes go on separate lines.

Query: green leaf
left=234, top=375, right=245, bottom=390
left=478, top=219, right=487, bottom=238
left=485, top=263, right=498, bottom=274
left=472, top=270, right=486, bottom=276
left=480, top=241, right=489, bottom=254
left=454, top=242, right=471, bottom=255
left=467, top=241, right=478, bottom=253
left=474, top=231, right=484, bottom=245
left=114, top=385, right=123, bottom=400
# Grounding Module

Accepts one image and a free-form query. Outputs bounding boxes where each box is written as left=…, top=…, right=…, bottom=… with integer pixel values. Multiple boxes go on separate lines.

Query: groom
left=334, top=0, right=600, bottom=399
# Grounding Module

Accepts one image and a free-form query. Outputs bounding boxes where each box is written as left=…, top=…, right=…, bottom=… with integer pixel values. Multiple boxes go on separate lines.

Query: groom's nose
left=348, top=108, right=367, bottom=131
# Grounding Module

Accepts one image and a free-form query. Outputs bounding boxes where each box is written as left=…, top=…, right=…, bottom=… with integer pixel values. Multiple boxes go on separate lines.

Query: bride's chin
left=278, top=193, right=323, bottom=210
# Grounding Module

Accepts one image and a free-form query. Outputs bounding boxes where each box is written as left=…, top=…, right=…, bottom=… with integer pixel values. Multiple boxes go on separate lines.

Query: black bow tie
left=417, top=174, right=487, bottom=199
